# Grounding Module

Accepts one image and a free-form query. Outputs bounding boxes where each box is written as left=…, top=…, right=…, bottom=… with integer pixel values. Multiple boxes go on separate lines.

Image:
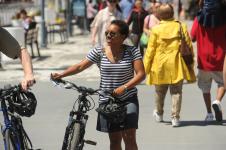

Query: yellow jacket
left=143, top=19, right=196, bottom=85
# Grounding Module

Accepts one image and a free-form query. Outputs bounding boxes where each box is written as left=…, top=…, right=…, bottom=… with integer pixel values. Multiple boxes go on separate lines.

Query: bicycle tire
left=4, top=129, right=17, bottom=150
left=69, top=122, right=83, bottom=150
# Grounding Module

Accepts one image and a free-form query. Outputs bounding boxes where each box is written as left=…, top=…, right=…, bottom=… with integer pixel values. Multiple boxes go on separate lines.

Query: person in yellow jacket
left=143, top=3, right=196, bottom=127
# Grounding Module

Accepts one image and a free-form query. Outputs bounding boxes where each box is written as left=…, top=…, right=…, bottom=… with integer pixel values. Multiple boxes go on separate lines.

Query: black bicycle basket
left=9, top=91, right=37, bottom=117
left=96, top=100, right=127, bottom=124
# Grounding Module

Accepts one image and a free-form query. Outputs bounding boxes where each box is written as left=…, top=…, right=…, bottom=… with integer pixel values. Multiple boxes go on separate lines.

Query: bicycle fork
left=71, top=111, right=97, bottom=147
left=1, top=104, right=21, bottom=150
left=61, top=111, right=75, bottom=150
left=80, top=115, right=97, bottom=146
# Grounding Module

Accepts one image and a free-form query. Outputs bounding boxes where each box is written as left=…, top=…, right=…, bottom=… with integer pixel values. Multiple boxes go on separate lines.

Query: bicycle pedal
left=84, top=140, right=97, bottom=145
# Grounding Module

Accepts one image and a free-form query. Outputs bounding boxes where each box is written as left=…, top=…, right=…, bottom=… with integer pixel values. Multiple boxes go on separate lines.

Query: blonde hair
left=157, top=3, right=174, bottom=20
left=135, top=0, right=143, bottom=6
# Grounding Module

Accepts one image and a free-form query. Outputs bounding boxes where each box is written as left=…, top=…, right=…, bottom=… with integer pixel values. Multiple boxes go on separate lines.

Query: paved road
left=0, top=21, right=226, bottom=150
left=1, top=80, right=226, bottom=150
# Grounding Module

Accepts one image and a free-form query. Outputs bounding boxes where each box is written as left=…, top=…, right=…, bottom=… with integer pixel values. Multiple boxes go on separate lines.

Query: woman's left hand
left=113, top=86, right=125, bottom=96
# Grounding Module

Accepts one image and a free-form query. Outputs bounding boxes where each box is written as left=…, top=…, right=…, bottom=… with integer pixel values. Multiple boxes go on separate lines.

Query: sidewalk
left=0, top=28, right=100, bottom=82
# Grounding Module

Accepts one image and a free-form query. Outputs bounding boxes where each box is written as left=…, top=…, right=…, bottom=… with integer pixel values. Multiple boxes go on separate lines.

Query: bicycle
left=51, top=77, right=127, bottom=150
left=0, top=84, right=38, bottom=150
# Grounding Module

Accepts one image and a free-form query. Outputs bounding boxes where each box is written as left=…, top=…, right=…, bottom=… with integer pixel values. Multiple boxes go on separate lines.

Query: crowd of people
left=1, top=0, right=226, bottom=149
left=88, top=0, right=226, bottom=123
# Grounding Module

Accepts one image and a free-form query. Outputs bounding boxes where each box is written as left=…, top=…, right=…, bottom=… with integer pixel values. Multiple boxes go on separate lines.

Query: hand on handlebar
left=21, top=74, right=35, bottom=91
left=113, top=86, right=125, bottom=96
left=51, top=73, right=63, bottom=80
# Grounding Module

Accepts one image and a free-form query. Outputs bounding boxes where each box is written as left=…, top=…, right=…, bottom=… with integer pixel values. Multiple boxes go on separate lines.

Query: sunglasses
left=105, top=31, right=119, bottom=39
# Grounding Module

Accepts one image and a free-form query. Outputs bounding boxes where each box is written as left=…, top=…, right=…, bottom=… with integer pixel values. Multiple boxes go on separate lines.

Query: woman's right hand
left=50, top=73, right=62, bottom=80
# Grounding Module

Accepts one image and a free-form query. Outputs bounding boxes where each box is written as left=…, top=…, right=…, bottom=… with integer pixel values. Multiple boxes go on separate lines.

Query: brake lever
left=64, top=82, right=74, bottom=89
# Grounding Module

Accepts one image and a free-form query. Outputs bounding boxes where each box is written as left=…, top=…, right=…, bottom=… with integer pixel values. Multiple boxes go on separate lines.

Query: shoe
left=171, top=118, right=180, bottom=127
left=205, top=113, right=214, bottom=122
left=212, top=100, right=223, bottom=122
left=153, top=111, right=163, bottom=122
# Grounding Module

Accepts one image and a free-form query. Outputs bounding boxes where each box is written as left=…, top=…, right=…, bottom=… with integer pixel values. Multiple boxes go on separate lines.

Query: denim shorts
left=96, top=94, right=139, bottom=133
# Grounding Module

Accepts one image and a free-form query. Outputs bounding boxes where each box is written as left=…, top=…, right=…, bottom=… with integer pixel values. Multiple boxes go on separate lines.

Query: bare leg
left=223, top=54, right=226, bottom=88
left=203, top=92, right=212, bottom=113
left=216, top=87, right=225, bottom=102
left=122, top=128, right=138, bottom=150
left=109, top=131, right=122, bottom=150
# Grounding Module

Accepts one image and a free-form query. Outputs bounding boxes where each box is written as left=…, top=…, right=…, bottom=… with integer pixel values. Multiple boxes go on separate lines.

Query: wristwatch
left=123, top=85, right=128, bottom=92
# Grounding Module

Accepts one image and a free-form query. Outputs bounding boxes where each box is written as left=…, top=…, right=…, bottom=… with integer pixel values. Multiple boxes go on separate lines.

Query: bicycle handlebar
left=50, top=77, right=99, bottom=95
left=50, top=77, right=116, bottom=101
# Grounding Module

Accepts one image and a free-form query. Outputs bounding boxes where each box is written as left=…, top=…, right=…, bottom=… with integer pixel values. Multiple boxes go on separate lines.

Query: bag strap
left=177, top=21, right=185, bottom=40
left=124, top=45, right=132, bottom=58
left=147, top=15, right=151, bottom=28
left=100, top=47, right=105, bottom=60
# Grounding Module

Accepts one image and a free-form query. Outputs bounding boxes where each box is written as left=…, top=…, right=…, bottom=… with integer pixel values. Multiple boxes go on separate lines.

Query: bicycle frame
left=51, top=77, right=128, bottom=150
left=51, top=78, right=98, bottom=150
left=0, top=85, right=34, bottom=150
left=1, top=98, right=21, bottom=150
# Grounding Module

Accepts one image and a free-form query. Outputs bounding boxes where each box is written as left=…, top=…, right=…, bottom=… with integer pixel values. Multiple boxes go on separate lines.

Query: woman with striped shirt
left=51, top=20, right=145, bottom=150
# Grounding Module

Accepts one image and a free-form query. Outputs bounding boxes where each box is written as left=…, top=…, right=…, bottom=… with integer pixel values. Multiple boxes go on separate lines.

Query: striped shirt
left=86, top=45, right=142, bottom=103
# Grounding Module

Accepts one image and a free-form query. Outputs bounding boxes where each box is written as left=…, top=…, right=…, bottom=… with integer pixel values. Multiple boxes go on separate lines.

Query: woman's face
left=20, top=13, right=27, bottom=19
left=105, top=24, right=124, bottom=46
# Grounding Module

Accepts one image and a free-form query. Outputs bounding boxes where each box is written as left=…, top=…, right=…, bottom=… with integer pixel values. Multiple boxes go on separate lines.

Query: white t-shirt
left=91, top=7, right=123, bottom=47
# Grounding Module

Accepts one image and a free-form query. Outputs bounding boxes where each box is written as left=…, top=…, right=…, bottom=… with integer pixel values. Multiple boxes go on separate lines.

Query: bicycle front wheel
left=4, top=129, right=18, bottom=150
left=69, top=122, right=83, bottom=150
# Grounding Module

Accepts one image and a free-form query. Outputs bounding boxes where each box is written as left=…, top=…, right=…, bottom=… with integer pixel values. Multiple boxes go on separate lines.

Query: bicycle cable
left=72, top=95, right=96, bottom=112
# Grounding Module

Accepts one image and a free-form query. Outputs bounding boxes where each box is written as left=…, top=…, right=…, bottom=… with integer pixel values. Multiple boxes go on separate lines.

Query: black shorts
left=96, top=94, right=139, bottom=133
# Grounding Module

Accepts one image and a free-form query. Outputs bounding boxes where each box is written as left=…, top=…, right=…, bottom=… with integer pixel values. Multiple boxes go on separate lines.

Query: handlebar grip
left=86, top=88, right=96, bottom=94
left=51, top=77, right=66, bottom=84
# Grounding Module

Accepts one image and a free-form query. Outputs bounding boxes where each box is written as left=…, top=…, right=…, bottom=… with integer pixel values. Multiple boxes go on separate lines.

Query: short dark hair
left=110, top=20, right=129, bottom=38
left=20, top=9, right=27, bottom=15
